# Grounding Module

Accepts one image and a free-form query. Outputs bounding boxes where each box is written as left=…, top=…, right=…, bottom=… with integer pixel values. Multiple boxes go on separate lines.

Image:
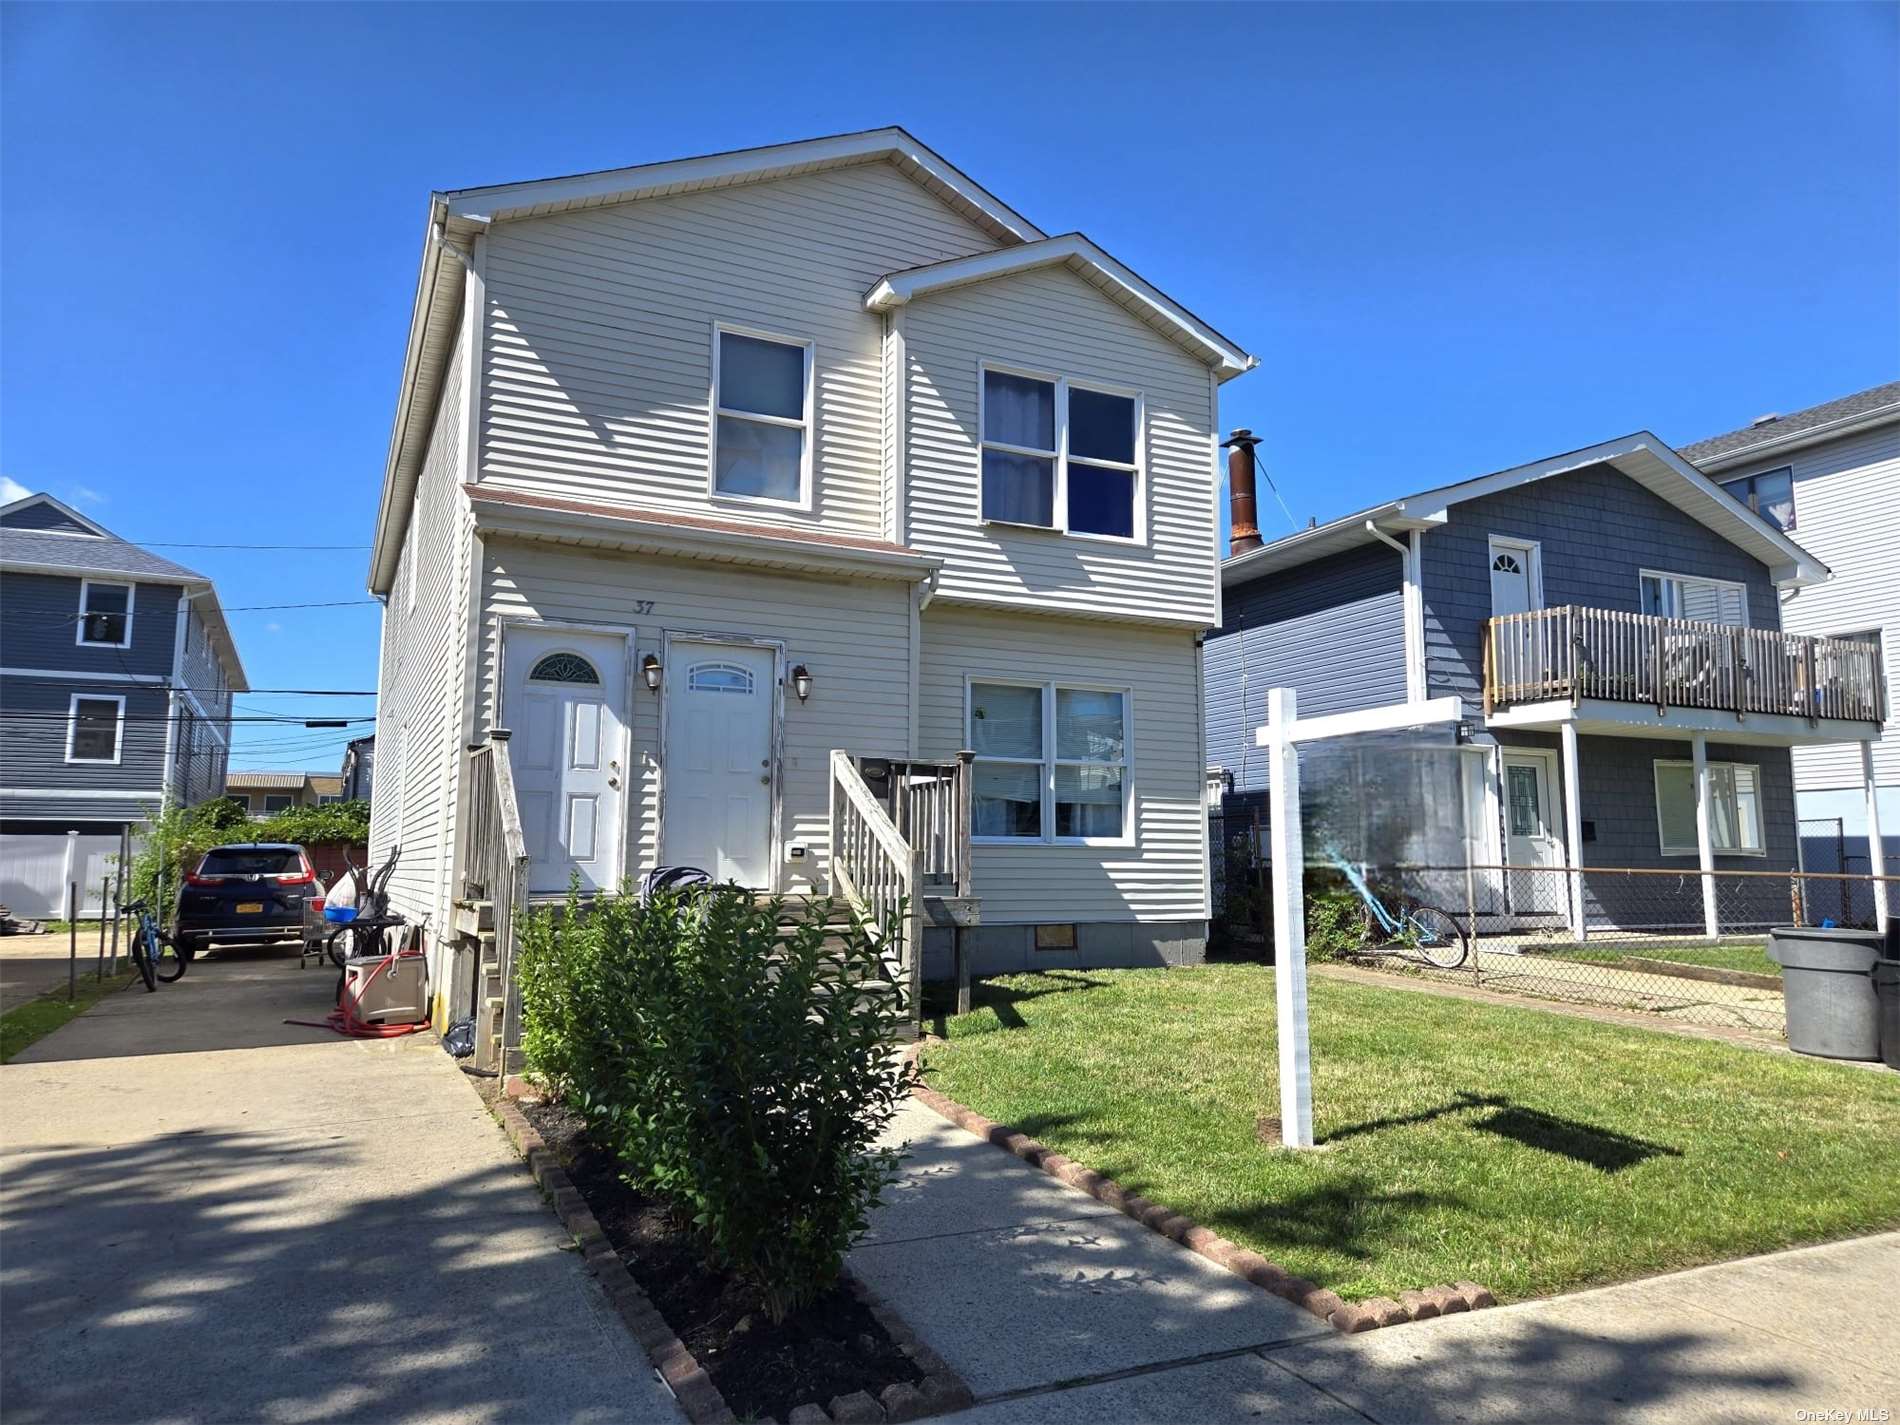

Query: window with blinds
left=1639, top=570, right=1749, bottom=627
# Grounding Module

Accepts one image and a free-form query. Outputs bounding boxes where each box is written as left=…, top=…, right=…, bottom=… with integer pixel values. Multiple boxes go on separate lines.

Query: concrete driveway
left=0, top=945, right=682, bottom=1424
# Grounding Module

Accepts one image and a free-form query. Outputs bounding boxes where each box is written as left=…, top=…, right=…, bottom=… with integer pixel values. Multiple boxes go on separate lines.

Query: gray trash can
left=1769, top=927, right=1885, bottom=1060
left=1874, top=960, right=1900, bottom=1072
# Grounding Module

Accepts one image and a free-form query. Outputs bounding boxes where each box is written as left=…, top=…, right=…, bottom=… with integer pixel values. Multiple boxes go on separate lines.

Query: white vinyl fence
left=0, top=833, right=125, bottom=919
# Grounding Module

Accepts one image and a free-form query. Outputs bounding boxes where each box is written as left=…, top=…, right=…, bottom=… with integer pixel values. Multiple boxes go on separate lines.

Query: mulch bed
left=519, top=1098, right=924, bottom=1421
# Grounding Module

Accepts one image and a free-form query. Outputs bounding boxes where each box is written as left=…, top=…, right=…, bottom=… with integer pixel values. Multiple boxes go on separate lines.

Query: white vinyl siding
left=919, top=606, right=1206, bottom=922
left=477, top=538, right=914, bottom=895
left=1736, top=422, right=1900, bottom=795
left=476, top=163, right=1001, bottom=539
left=903, top=263, right=1218, bottom=626
left=371, top=319, right=469, bottom=934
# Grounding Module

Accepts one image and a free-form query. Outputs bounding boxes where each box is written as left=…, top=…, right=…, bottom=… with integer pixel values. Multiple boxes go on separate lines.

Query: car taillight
left=185, top=873, right=226, bottom=887
left=276, top=871, right=316, bottom=886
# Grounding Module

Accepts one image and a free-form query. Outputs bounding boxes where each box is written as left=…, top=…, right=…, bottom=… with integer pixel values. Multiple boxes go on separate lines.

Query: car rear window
left=198, top=848, right=302, bottom=876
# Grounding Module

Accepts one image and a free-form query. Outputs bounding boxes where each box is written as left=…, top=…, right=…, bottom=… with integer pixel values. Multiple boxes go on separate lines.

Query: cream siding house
left=362, top=129, right=1253, bottom=1044
left=1682, top=382, right=1900, bottom=859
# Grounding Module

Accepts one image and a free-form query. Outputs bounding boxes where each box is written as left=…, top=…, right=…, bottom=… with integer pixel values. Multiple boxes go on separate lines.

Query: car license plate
left=236, top=901, right=264, bottom=914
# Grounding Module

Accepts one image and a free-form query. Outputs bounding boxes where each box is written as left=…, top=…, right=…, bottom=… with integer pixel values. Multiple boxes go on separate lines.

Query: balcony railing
left=1484, top=606, right=1887, bottom=724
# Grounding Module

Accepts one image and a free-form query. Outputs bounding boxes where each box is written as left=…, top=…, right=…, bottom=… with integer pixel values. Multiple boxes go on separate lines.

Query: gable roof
left=368, top=127, right=1050, bottom=593
left=1678, top=380, right=1900, bottom=471
left=0, top=491, right=250, bottom=690
left=0, top=491, right=114, bottom=539
left=865, top=233, right=1255, bottom=382
left=1223, top=432, right=1831, bottom=590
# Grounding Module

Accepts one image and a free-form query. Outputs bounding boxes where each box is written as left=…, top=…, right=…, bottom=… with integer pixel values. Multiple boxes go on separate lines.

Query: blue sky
left=4, top=1, right=1895, bottom=771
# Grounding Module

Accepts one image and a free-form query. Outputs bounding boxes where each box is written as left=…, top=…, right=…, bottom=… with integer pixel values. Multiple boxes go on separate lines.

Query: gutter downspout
left=1366, top=521, right=1426, bottom=703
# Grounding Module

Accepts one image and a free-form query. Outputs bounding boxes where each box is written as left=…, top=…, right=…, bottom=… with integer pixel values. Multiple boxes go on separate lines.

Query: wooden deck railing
left=463, top=731, right=530, bottom=1071
left=828, top=750, right=925, bottom=1024
left=887, top=752, right=976, bottom=898
left=1485, top=607, right=1887, bottom=724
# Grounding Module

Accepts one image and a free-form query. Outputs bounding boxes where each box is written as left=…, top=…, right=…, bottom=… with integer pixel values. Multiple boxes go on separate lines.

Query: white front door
left=662, top=641, right=776, bottom=887
left=502, top=628, right=629, bottom=895
left=1502, top=751, right=1564, bottom=916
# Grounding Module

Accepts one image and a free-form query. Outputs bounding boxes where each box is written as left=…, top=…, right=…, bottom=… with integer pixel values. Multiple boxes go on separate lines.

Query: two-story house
left=1205, top=433, right=1885, bottom=938
left=364, top=129, right=1253, bottom=1049
left=0, top=492, right=246, bottom=918
left=1681, top=381, right=1899, bottom=880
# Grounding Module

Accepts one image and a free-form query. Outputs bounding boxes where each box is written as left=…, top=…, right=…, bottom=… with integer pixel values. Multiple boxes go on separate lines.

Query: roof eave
left=1687, top=401, right=1900, bottom=473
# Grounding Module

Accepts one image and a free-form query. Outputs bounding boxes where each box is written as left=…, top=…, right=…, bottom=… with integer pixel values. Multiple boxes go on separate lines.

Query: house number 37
left=632, top=600, right=655, bottom=615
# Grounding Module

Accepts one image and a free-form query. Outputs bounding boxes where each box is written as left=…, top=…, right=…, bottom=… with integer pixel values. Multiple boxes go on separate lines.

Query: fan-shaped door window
left=688, top=662, right=755, bottom=695
left=529, top=652, right=601, bottom=685
left=1492, top=553, right=1522, bottom=574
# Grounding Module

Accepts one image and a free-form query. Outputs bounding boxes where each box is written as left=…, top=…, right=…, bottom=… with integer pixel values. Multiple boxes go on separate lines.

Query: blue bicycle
left=1323, top=852, right=1470, bottom=969
left=121, top=899, right=188, bottom=991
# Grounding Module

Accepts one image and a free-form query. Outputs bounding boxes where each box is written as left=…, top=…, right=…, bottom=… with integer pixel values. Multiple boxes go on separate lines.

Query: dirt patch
left=519, top=1098, right=923, bottom=1420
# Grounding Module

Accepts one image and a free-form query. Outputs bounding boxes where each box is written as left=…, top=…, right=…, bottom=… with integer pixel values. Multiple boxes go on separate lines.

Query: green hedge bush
left=518, top=886, right=913, bottom=1322
left=127, top=797, right=372, bottom=905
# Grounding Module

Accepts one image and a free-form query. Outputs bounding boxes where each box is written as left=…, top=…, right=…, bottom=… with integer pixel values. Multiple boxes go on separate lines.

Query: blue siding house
left=0, top=493, right=248, bottom=917
left=1205, top=433, right=1888, bottom=935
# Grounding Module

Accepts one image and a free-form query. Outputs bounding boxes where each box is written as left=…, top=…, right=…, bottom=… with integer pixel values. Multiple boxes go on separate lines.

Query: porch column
left=1559, top=723, right=1586, bottom=939
left=1692, top=733, right=1720, bottom=939
left=1864, top=740, right=1890, bottom=927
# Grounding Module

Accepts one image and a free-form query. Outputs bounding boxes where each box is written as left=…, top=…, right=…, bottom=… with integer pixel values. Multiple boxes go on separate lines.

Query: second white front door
left=502, top=627, right=630, bottom=895
left=1502, top=750, right=1565, bottom=916
left=662, top=640, right=776, bottom=887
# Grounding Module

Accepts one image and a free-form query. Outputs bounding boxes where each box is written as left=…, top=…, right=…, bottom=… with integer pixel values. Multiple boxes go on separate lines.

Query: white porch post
left=1864, top=740, right=1889, bottom=927
left=1559, top=722, right=1586, bottom=939
left=1692, top=732, right=1720, bottom=939
left=1265, top=688, right=1313, bottom=1150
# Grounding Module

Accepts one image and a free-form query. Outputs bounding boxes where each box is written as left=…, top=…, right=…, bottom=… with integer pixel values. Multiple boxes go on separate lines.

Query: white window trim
left=965, top=675, right=1135, bottom=848
left=1637, top=568, right=1751, bottom=628
left=65, top=692, right=127, bottom=765
left=1718, top=466, right=1795, bottom=532
left=708, top=321, right=816, bottom=513
left=978, top=360, right=1146, bottom=546
left=76, top=579, right=135, bottom=649
left=1485, top=535, right=1544, bottom=614
left=1653, top=758, right=1766, bottom=857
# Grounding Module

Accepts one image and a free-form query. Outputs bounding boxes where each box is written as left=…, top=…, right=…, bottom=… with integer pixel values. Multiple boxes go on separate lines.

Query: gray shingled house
left=0, top=492, right=247, bottom=917
left=1204, top=432, right=1888, bottom=937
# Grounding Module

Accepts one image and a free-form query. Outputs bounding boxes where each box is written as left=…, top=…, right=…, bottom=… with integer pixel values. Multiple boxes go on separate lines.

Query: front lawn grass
left=919, top=966, right=1900, bottom=1303
left=0, top=971, right=137, bottom=1063
left=1538, top=939, right=1780, bottom=977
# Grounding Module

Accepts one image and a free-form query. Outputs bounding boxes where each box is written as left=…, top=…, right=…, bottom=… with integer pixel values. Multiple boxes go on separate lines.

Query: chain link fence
left=1306, top=862, right=1900, bottom=1037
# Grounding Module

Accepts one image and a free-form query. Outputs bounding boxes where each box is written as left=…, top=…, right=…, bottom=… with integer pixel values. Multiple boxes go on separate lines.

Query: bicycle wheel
left=152, top=931, right=189, bottom=983
left=1404, top=906, right=1469, bottom=969
left=129, top=931, right=158, bottom=993
left=327, top=926, right=354, bottom=969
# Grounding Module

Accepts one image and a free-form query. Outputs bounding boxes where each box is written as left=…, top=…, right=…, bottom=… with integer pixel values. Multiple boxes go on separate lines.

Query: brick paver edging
left=904, top=1054, right=1495, bottom=1335
left=488, top=1094, right=974, bottom=1424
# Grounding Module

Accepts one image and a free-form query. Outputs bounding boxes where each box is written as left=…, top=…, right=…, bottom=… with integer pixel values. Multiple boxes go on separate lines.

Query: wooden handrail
left=464, top=731, right=532, bottom=1073
left=1484, top=606, right=1886, bottom=724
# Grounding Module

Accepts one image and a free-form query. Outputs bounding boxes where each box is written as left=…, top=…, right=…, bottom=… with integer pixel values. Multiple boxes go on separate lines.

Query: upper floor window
left=981, top=367, right=1142, bottom=542
left=66, top=694, right=125, bottom=764
left=1719, top=467, right=1794, bottom=532
left=1639, top=569, right=1749, bottom=627
left=77, top=579, right=133, bottom=648
left=712, top=327, right=812, bottom=508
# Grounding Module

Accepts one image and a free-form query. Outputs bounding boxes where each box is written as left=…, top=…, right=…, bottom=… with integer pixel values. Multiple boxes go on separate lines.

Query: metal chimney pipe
left=1222, top=429, right=1264, bottom=555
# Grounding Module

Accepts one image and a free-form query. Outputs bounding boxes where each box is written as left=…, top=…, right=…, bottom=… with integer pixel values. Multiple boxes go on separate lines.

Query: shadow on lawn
left=925, top=971, right=1111, bottom=1037
left=1321, top=1092, right=1682, bottom=1174
left=1206, top=1174, right=1455, bottom=1263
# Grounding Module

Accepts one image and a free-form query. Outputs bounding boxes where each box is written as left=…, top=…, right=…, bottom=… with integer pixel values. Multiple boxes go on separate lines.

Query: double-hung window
left=712, top=326, right=812, bottom=507
left=969, top=680, right=1131, bottom=843
left=980, top=367, right=1141, bottom=540
left=66, top=694, right=125, bottom=764
left=1719, top=467, right=1794, bottom=532
left=77, top=579, right=133, bottom=648
left=1639, top=570, right=1749, bottom=626
left=1654, top=760, right=1764, bottom=856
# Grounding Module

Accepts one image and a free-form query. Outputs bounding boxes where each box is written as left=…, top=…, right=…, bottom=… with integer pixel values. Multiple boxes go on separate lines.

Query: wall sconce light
left=641, top=653, right=662, bottom=692
left=791, top=664, right=813, bottom=702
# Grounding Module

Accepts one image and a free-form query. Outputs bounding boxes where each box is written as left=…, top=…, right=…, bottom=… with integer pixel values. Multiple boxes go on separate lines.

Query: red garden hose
left=286, top=950, right=430, bottom=1039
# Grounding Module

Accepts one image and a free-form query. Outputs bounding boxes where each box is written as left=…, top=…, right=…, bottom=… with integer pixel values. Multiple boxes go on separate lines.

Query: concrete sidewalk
left=0, top=946, right=682, bottom=1424
left=859, top=1097, right=1900, bottom=1423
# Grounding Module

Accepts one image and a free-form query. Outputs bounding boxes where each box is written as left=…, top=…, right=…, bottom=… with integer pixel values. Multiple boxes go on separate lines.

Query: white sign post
left=1255, top=691, right=1464, bottom=1151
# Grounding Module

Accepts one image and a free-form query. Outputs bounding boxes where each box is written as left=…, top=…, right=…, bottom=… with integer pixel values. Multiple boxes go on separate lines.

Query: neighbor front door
left=662, top=641, right=776, bottom=887
left=501, top=627, right=629, bottom=895
left=1501, top=751, right=1564, bottom=917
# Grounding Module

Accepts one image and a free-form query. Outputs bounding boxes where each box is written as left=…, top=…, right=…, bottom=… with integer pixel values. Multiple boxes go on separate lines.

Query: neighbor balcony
left=1482, top=606, right=1886, bottom=743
